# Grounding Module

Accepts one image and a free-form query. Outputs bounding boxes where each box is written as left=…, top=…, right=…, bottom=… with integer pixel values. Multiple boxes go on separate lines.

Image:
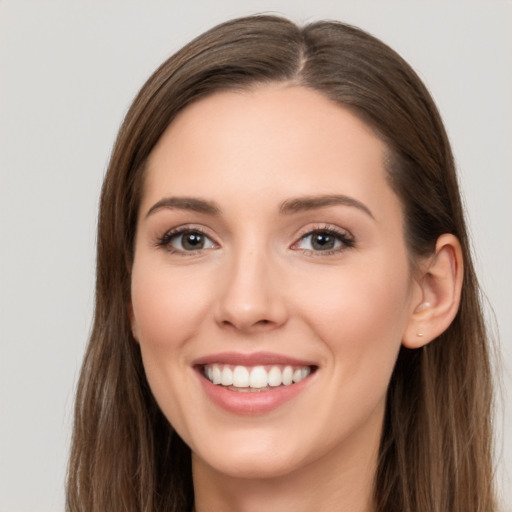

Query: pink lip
left=192, top=352, right=317, bottom=415
left=192, top=351, right=316, bottom=367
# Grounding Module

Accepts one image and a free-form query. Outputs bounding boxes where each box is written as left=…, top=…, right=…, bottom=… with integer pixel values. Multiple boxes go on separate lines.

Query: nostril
left=254, top=319, right=274, bottom=328
left=220, top=317, right=275, bottom=331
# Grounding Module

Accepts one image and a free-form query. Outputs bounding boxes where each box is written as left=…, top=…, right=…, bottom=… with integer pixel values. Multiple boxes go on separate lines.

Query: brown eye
left=310, top=232, right=337, bottom=250
left=167, top=230, right=216, bottom=252
left=293, top=228, right=354, bottom=253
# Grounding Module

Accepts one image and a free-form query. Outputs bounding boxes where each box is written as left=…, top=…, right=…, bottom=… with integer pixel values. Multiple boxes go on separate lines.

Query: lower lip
left=196, top=369, right=314, bottom=415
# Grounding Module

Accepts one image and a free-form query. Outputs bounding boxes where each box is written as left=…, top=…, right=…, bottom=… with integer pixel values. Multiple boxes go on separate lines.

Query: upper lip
left=192, top=351, right=317, bottom=367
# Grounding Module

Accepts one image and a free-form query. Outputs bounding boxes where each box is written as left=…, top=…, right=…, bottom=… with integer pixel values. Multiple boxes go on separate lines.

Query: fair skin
left=130, top=85, right=463, bottom=512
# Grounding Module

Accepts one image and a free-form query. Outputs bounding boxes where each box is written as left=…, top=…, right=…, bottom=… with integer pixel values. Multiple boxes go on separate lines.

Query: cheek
left=130, top=259, right=210, bottom=349
left=296, top=262, right=411, bottom=446
left=304, top=257, right=409, bottom=330
left=296, top=256, right=411, bottom=386
left=130, top=258, right=215, bottom=432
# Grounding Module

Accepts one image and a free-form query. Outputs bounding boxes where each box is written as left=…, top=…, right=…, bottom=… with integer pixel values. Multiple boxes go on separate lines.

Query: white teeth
left=220, top=366, right=233, bottom=386
left=268, top=366, right=282, bottom=387
left=212, top=365, right=221, bottom=384
left=293, top=367, right=310, bottom=383
left=249, top=366, right=267, bottom=388
left=233, top=366, right=249, bottom=387
left=282, top=366, right=293, bottom=386
left=204, top=364, right=312, bottom=389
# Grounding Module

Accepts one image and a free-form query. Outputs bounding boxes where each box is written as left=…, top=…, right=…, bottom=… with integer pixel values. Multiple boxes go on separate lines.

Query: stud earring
left=417, top=332, right=424, bottom=337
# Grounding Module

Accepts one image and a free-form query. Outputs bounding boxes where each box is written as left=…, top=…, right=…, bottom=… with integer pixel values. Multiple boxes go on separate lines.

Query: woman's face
left=130, top=86, right=421, bottom=481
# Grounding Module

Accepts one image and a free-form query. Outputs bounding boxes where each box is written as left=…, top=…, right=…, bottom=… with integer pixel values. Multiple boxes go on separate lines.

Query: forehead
left=142, top=85, right=400, bottom=223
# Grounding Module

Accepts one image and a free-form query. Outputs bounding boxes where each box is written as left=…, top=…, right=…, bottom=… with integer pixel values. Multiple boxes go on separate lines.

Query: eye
left=158, top=228, right=217, bottom=253
left=292, top=228, right=354, bottom=253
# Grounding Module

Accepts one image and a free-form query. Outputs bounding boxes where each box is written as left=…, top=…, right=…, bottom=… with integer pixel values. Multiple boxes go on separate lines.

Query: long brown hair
left=67, top=15, right=496, bottom=512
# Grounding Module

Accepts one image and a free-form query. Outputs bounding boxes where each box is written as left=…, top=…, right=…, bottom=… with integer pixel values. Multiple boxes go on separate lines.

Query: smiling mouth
left=201, top=364, right=316, bottom=392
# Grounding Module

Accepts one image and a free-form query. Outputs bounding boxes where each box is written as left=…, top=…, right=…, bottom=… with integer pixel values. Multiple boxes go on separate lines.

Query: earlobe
left=403, top=234, right=464, bottom=349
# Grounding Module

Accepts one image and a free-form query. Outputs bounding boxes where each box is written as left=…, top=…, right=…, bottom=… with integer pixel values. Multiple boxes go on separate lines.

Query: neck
left=192, top=419, right=380, bottom=512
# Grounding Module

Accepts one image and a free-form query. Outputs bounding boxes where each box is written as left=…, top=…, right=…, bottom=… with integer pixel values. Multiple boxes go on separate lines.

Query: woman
left=67, top=15, right=496, bottom=512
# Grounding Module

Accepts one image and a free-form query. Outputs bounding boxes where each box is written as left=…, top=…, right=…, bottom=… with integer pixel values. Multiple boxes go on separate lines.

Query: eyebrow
left=146, top=197, right=221, bottom=218
left=280, top=194, right=375, bottom=219
left=145, top=194, right=374, bottom=220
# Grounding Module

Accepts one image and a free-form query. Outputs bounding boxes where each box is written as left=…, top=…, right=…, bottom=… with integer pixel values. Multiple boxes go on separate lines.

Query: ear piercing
left=416, top=303, right=429, bottom=338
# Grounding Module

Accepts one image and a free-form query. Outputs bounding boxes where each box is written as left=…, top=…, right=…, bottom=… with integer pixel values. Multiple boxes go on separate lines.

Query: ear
left=402, top=234, right=464, bottom=349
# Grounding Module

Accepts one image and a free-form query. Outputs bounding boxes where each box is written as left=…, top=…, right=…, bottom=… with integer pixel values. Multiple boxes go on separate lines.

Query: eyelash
left=292, top=224, right=355, bottom=256
left=155, top=224, right=355, bottom=256
left=155, top=226, right=216, bottom=255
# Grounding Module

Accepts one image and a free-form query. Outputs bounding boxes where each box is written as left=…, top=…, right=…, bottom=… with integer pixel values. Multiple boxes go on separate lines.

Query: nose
left=214, top=248, right=288, bottom=333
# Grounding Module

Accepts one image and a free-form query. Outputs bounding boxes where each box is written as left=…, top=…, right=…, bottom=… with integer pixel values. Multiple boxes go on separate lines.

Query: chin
left=196, top=448, right=305, bottom=481
left=188, top=424, right=330, bottom=482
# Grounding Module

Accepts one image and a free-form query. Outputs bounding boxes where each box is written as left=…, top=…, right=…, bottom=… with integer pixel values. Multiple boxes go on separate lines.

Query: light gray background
left=1, top=1, right=511, bottom=511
